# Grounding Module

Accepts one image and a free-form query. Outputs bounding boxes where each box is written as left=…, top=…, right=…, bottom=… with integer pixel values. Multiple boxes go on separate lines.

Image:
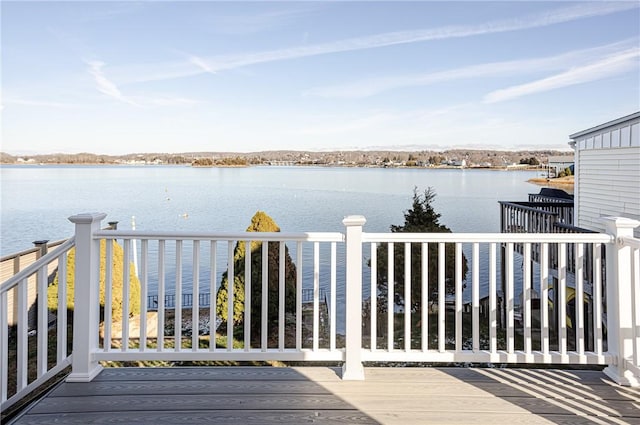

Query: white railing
left=0, top=237, right=75, bottom=413
left=2, top=212, right=638, bottom=411
left=361, top=232, right=612, bottom=365
left=90, top=229, right=345, bottom=365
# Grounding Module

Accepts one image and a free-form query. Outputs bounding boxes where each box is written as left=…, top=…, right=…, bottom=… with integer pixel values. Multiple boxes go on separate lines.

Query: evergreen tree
left=373, top=187, right=467, bottom=315
left=216, top=211, right=297, bottom=344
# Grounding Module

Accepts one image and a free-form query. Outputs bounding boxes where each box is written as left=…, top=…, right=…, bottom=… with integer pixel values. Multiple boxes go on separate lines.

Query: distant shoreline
left=0, top=149, right=573, bottom=170
left=1, top=162, right=544, bottom=171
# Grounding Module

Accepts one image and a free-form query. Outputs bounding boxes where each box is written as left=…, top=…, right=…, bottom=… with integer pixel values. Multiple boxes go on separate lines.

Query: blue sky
left=1, top=1, right=639, bottom=155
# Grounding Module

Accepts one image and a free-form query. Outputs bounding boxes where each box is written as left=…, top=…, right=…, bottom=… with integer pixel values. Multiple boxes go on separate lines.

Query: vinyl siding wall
left=574, top=117, right=640, bottom=237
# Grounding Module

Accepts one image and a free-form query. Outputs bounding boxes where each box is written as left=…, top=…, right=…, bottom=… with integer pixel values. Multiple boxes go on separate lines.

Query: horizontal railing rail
left=528, top=194, right=574, bottom=203
left=362, top=233, right=610, bottom=243
left=1, top=237, right=76, bottom=413
left=0, top=239, right=67, bottom=264
left=94, top=230, right=344, bottom=242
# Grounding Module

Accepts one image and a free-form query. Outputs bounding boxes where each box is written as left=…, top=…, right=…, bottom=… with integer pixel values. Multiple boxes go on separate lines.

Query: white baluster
left=192, top=240, right=200, bottom=352
left=370, top=243, right=377, bottom=351
left=175, top=240, right=183, bottom=352
left=104, top=241, right=113, bottom=351
left=244, top=240, right=251, bottom=352
left=438, top=243, right=445, bottom=353
left=404, top=242, right=411, bottom=352
left=455, top=243, right=462, bottom=352
left=472, top=243, right=479, bottom=352
left=421, top=242, right=428, bottom=352
left=278, top=241, right=285, bottom=351
left=489, top=243, right=497, bottom=354
left=209, top=241, right=217, bottom=352
left=330, top=242, right=337, bottom=352
left=313, top=242, right=320, bottom=351
left=388, top=242, right=394, bottom=351
left=139, top=240, right=148, bottom=351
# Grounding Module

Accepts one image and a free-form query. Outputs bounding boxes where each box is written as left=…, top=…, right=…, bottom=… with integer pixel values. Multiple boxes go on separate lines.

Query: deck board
left=8, top=367, right=640, bottom=425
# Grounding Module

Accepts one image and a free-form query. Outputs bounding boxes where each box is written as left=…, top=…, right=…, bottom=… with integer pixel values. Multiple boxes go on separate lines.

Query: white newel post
left=342, top=215, right=366, bottom=380
left=603, top=216, right=640, bottom=387
left=67, top=212, right=107, bottom=382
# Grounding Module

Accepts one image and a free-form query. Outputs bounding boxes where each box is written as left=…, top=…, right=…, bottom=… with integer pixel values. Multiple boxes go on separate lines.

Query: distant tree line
left=192, top=157, right=249, bottom=167
left=0, top=149, right=573, bottom=168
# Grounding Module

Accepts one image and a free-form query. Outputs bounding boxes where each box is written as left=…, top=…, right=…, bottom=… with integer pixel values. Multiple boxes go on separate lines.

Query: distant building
left=570, top=111, right=640, bottom=237
left=448, top=159, right=467, bottom=167
left=547, top=155, right=574, bottom=177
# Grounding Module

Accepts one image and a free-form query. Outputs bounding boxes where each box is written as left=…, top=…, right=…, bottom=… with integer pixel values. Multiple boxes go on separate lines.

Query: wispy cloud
left=484, top=47, right=640, bottom=103
left=86, top=60, right=202, bottom=107
left=189, top=55, right=216, bottom=74
left=304, top=40, right=639, bottom=98
left=87, top=60, right=139, bottom=106
left=114, top=2, right=638, bottom=84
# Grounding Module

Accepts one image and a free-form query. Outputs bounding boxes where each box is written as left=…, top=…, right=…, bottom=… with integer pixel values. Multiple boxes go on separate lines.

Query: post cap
left=342, top=215, right=367, bottom=227
left=601, top=216, right=640, bottom=230
left=68, top=212, right=108, bottom=224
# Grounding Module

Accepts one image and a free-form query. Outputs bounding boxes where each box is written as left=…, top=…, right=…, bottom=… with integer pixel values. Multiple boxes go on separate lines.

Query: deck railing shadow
left=440, top=367, right=640, bottom=422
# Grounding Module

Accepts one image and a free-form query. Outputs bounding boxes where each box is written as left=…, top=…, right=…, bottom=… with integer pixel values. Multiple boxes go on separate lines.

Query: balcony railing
left=0, top=237, right=75, bottom=412
left=499, top=201, right=574, bottom=233
left=1, top=213, right=639, bottom=413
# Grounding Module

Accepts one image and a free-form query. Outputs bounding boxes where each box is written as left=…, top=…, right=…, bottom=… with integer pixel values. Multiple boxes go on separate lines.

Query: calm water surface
left=2, top=165, right=550, bottom=330
left=1, top=165, right=542, bottom=256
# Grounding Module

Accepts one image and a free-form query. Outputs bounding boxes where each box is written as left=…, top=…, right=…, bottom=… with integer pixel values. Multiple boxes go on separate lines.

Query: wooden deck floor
left=7, top=366, right=640, bottom=424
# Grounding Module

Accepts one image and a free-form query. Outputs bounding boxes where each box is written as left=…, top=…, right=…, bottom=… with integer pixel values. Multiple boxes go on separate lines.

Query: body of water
left=3, top=165, right=557, bottom=332
left=1, top=165, right=543, bottom=256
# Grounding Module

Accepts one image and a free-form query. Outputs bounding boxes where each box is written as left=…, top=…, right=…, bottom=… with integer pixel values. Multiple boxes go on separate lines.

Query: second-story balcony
left=499, top=189, right=575, bottom=234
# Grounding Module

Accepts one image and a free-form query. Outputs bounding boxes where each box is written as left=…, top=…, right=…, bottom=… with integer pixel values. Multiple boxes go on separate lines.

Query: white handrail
left=620, top=235, right=640, bottom=249
left=95, top=230, right=344, bottom=242
left=363, top=232, right=612, bottom=243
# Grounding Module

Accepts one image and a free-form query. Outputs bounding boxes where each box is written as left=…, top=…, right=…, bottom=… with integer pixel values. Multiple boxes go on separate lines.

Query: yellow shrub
left=48, top=239, right=141, bottom=323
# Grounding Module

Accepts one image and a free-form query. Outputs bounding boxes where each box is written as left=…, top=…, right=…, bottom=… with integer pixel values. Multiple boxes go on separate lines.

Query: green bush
left=48, top=239, right=141, bottom=323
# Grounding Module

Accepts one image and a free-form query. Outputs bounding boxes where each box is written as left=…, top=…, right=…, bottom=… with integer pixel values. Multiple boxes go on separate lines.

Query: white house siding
left=571, top=113, right=640, bottom=237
